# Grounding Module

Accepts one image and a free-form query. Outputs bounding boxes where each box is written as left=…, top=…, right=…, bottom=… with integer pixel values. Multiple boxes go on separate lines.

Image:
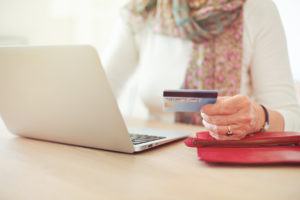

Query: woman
left=103, top=0, right=300, bottom=140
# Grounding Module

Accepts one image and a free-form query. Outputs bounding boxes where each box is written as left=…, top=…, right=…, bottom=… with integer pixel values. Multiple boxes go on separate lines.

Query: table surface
left=0, top=118, right=299, bottom=200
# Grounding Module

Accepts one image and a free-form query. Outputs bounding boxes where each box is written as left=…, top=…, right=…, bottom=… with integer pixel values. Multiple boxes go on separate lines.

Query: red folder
left=184, top=132, right=300, bottom=164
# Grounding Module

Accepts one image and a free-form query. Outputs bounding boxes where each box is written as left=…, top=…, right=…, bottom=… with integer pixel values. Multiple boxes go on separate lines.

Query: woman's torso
left=133, top=1, right=254, bottom=120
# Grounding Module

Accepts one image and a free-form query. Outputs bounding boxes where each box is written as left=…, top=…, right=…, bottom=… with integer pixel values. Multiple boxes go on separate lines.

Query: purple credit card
left=163, top=89, right=218, bottom=112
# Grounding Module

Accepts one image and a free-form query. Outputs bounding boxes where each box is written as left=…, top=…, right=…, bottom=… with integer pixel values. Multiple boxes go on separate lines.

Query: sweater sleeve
left=101, top=18, right=139, bottom=98
left=245, top=0, right=300, bottom=131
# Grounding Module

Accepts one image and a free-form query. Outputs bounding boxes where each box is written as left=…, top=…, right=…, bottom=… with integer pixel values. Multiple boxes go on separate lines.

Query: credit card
left=163, top=90, right=218, bottom=112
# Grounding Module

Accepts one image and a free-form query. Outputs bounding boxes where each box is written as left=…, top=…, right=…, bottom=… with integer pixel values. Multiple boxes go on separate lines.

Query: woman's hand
left=200, top=94, right=265, bottom=140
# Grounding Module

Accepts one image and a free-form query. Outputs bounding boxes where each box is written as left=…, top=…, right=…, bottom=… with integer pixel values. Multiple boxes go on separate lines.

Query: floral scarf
left=124, top=0, right=246, bottom=125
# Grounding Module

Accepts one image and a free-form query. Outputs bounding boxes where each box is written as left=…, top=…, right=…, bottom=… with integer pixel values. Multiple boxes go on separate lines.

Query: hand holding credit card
left=163, top=90, right=218, bottom=112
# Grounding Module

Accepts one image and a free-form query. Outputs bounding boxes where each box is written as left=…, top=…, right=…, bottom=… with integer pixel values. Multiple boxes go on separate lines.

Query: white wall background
left=273, top=0, right=300, bottom=81
left=0, top=0, right=128, bottom=53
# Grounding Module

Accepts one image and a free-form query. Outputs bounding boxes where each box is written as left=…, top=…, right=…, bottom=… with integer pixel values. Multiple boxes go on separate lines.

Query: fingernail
left=209, top=131, right=219, bottom=139
left=202, top=120, right=217, bottom=131
left=200, top=112, right=207, bottom=119
left=202, top=119, right=208, bottom=127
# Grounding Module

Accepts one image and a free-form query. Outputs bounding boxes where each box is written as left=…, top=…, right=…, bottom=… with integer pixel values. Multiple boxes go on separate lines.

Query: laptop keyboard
left=130, top=134, right=166, bottom=145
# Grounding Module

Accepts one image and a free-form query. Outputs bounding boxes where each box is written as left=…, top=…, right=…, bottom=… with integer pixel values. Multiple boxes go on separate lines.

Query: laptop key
left=130, top=134, right=166, bottom=145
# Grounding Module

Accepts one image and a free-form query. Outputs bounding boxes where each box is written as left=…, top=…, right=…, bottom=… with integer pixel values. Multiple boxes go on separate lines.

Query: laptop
left=0, top=45, right=190, bottom=153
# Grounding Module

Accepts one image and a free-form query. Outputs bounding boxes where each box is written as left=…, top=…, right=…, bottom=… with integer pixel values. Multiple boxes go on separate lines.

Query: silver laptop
left=0, top=45, right=190, bottom=153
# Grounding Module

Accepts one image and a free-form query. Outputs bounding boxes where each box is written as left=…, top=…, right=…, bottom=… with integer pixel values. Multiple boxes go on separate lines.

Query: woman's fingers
left=203, top=120, right=248, bottom=136
left=201, top=95, right=251, bottom=116
left=200, top=94, right=263, bottom=140
left=208, top=132, right=244, bottom=140
left=201, top=107, right=253, bottom=126
left=203, top=120, right=248, bottom=140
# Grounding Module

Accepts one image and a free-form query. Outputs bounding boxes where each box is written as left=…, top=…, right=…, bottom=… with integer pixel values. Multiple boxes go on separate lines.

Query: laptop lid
left=0, top=45, right=136, bottom=153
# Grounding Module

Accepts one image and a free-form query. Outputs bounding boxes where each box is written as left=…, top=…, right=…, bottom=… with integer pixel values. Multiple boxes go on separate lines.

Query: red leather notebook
left=185, top=132, right=300, bottom=164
